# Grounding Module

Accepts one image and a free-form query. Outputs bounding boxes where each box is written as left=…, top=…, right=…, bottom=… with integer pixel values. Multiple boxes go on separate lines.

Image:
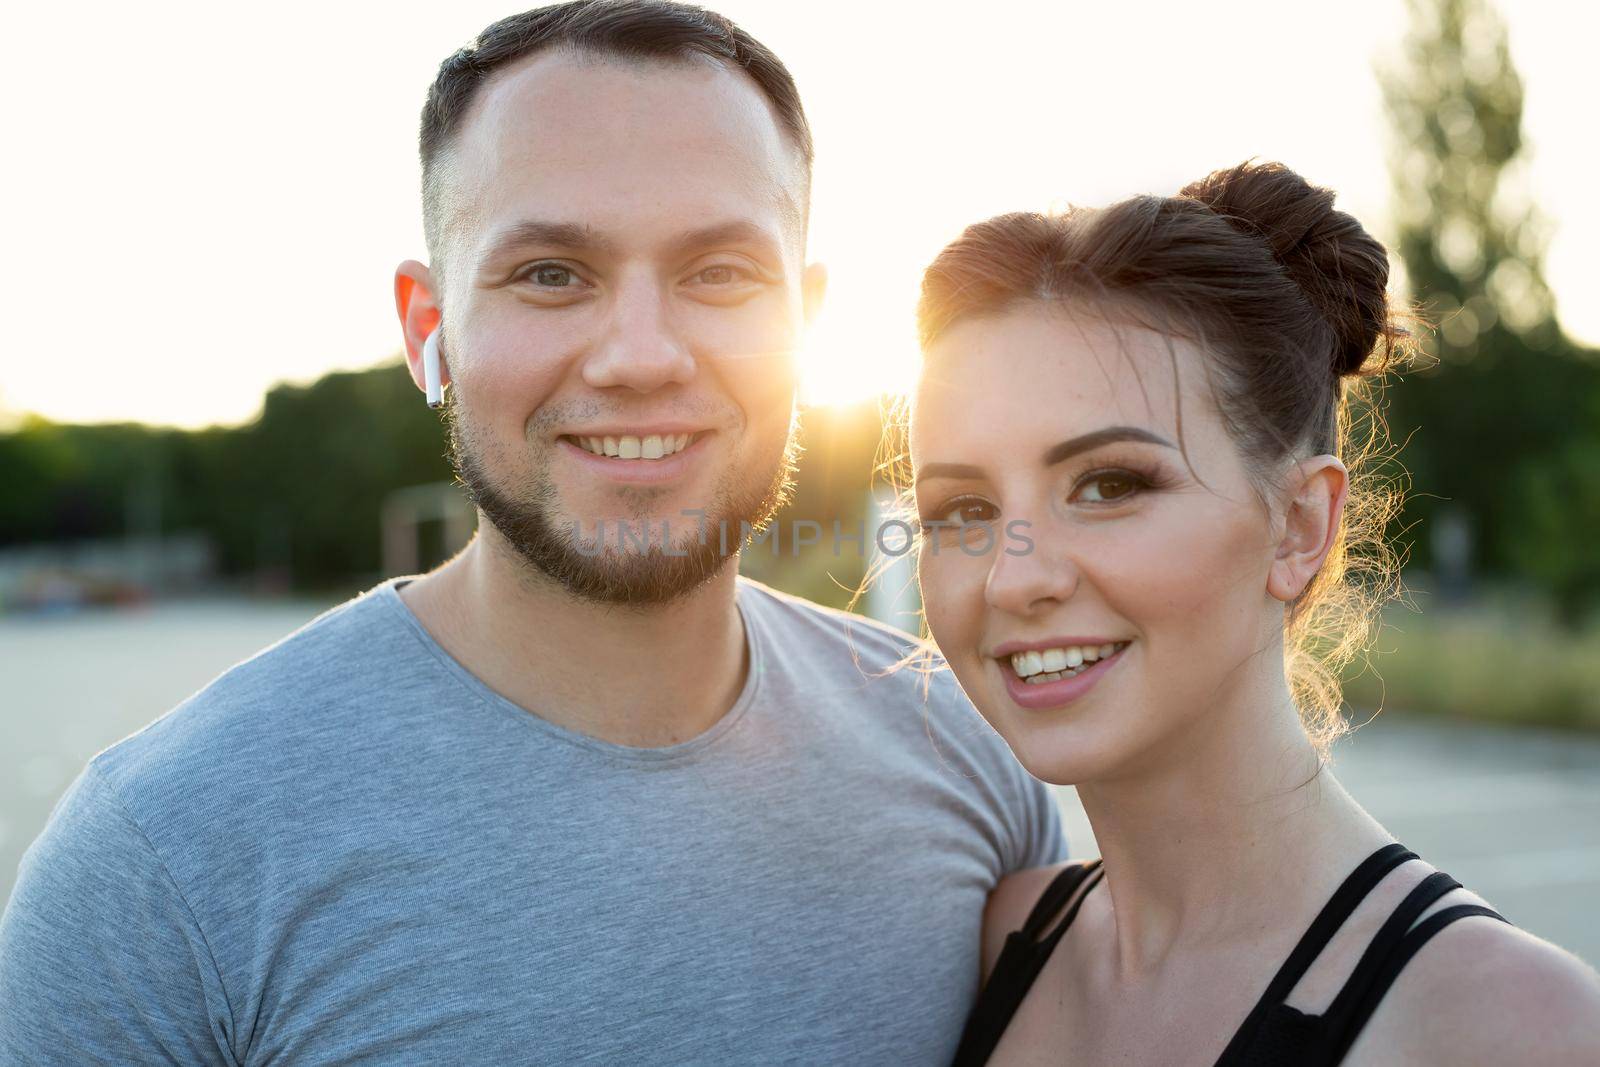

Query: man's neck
left=398, top=530, right=749, bottom=748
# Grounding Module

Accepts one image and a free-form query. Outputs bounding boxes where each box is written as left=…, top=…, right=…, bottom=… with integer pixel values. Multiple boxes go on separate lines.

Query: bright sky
left=2, top=0, right=1595, bottom=429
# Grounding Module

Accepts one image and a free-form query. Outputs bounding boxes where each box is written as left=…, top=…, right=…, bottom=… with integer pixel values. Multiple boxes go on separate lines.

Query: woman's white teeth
left=578, top=433, right=693, bottom=459
left=1010, top=642, right=1128, bottom=682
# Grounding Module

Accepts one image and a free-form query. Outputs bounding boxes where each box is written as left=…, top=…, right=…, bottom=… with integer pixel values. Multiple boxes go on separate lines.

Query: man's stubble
left=442, top=388, right=799, bottom=606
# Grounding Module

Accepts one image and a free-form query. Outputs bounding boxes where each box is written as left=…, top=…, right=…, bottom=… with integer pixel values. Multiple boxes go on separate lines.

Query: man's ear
left=801, top=261, right=827, bottom=326
left=1267, top=456, right=1349, bottom=603
left=394, top=262, right=450, bottom=396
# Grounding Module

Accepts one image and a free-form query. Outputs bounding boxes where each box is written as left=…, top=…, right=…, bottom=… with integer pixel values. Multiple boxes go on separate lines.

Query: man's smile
left=562, top=430, right=706, bottom=460
left=556, top=430, right=715, bottom=484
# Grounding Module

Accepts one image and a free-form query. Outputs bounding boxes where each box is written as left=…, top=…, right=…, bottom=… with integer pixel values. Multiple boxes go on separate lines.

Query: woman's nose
left=983, top=524, right=1080, bottom=618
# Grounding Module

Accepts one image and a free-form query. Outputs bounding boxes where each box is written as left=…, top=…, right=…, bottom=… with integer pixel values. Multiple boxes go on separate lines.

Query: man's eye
left=695, top=265, right=744, bottom=285
left=522, top=264, right=577, bottom=287
left=1074, top=471, right=1146, bottom=504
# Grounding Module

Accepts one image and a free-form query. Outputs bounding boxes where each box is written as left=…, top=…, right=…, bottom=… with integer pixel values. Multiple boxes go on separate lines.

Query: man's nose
left=580, top=276, right=696, bottom=393
left=984, top=521, right=1080, bottom=618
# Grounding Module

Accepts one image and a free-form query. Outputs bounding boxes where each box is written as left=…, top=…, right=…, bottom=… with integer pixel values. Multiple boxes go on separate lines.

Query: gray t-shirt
left=0, top=576, right=1065, bottom=1065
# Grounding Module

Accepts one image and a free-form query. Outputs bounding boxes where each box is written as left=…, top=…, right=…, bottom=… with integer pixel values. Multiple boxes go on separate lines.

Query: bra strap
left=1315, top=895, right=1509, bottom=1065
left=1215, top=842, right=1415, bottom=1062
left=1023, top=859, right=1103, bottom=939
left=951, top=861, right=1105, bottom=1067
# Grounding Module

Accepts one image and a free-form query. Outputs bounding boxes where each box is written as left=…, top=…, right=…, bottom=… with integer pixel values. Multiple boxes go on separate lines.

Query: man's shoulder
left=735, top=576, right=985, bottom=731
left=89, top=581, right=412, bottom=803
left=736, top=575, right=928, bottom=670
left=734, top=578, right=1067, bottom=869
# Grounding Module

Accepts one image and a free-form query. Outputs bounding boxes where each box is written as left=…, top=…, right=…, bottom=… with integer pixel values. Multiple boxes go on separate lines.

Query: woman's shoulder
left=980, top=860, right=1099, bottom=983
left=1358, top=883, right=1600, bottom=1065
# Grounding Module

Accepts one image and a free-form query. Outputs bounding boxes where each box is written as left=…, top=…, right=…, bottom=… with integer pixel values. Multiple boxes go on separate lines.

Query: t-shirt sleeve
left=1005, top=756, right=1070, bottom=872
left=927, top=669, right=1070, bottom=874
left=0, top=763, right=238, bottom=1066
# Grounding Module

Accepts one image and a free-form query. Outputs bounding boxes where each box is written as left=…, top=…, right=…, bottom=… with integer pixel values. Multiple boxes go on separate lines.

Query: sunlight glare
left=797, top=297, right=921, bottom=408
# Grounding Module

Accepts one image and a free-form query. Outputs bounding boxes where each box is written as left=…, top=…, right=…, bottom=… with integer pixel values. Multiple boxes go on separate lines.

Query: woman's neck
left=1075, top=674, right=1390, bottom=980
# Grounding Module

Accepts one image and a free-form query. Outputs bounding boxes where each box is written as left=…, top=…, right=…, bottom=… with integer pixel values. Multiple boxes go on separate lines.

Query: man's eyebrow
left=1043, top=426, right=1176, bottom=465
left=478, top=220, right=616, bottom=264
left=476, top=218, right=784, bottom=269
left=668, top=219, right=784, bottom=260
left=915, top=426, right=1175, bottom=487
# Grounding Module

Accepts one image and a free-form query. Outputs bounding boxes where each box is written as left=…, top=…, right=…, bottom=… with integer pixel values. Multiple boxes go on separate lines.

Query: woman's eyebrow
left=1043, top=426, right=1175, bottom=466
left=915, top=427, right=1176, bottom=487
left=914, top=462, right=984, bottom=486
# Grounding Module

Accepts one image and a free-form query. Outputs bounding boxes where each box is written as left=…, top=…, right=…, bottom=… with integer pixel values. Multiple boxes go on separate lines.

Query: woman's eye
left=929, top=499, right=998, bottom=527
left=1074, top=471, right=1146, bottom=504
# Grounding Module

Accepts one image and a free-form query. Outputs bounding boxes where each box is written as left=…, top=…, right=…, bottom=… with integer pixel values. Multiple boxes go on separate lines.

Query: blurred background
left=3, top=0, right=1598, bottom=962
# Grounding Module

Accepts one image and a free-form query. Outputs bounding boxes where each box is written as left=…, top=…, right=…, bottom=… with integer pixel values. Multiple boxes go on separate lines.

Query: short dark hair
left=418, top=0, right=813, bottom=261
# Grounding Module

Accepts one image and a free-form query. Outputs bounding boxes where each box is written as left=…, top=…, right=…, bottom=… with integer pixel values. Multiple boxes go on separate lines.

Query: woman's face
left=910, top=305, right=1289, bottom=785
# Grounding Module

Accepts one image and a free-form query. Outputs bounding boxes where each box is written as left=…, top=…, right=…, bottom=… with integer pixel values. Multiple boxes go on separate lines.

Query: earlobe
left=1267, top=458, right=1349, bottom=603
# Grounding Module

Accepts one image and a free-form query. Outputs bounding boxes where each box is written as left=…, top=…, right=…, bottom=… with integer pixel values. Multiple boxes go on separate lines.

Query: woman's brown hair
left=894, top=160, right=1417, bottom=753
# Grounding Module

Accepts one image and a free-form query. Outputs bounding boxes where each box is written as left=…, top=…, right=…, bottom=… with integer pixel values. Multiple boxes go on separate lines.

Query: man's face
left=430, top=50, right=815, bottom=604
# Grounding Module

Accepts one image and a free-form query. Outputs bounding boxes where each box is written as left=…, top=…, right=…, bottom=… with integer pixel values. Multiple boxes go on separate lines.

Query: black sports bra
left=952, top=842, right=1509, bottom=1066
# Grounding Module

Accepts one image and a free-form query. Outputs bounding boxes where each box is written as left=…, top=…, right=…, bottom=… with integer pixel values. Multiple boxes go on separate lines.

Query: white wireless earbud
left=422, top=328, right=444, bottom=409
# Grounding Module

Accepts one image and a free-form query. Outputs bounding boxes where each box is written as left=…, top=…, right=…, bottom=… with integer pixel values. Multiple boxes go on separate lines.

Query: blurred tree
left=0, top=361, right=891, bottom=604
left=1381, top=0, right=1600, bottom=621
left=740, top=399, right=884, bottom=610
left=0, top=363, right=454, bottom=592
left=0, top=417, right=179, bottom=545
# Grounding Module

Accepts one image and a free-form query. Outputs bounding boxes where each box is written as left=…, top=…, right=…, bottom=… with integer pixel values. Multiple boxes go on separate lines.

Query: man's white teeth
left=1010, top=642, right=1128, bottom=682
left=577, top=433, right=693, bottom=459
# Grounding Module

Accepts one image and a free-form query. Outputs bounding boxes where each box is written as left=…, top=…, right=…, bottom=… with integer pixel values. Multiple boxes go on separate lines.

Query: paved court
left=4, top=598, right=1598, bottom=967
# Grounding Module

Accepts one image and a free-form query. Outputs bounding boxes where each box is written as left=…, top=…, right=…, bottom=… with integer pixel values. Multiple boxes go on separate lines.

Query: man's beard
left=443, top=393, right=798, bottom=606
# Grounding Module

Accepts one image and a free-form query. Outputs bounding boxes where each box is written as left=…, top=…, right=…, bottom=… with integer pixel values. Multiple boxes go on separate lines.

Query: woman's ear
left=1267, top=456, right=1349, bottom=603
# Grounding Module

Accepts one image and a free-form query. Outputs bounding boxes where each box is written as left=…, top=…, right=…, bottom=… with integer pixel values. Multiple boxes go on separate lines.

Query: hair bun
left=1180, top=161, right=1397, bottom=377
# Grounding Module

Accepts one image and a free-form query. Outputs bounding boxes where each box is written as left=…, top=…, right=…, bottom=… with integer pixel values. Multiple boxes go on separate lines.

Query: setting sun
left=797, top=294, right=922, bottom=407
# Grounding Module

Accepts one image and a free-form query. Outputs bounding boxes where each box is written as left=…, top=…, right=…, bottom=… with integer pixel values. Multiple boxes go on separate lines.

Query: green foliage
left=738, top=399, right=886, bottom=611
left=1507, top=428, right=1600, bottom=617
left=0, top=417, right=185, bottom=543
left=1342, top=595, right=1600, bottom=730
left=0, top=362, right=454, bottom=591
left=0, top=368, right=891, bottom=600
left=232, top=364, right=455, bottom=586
left=1381, top=0, right=1600, bottom=621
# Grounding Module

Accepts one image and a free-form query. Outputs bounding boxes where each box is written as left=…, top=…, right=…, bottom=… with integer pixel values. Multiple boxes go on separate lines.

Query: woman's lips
left=999, top=642, right=1128, bottom=711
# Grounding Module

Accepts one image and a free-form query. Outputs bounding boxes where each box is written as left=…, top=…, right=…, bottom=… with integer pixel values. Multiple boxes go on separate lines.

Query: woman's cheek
left=917, top=548, right=984, bottom=661
left=1115, top=507, right=1266, bottom=655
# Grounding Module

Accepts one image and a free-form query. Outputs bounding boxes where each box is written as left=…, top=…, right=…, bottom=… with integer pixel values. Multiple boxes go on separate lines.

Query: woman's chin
left=1011, top=744, right=1117, bottom=788
left=949, top=660, right=1155, bottom=785
left=979, top=702, right=1137, bottom=788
